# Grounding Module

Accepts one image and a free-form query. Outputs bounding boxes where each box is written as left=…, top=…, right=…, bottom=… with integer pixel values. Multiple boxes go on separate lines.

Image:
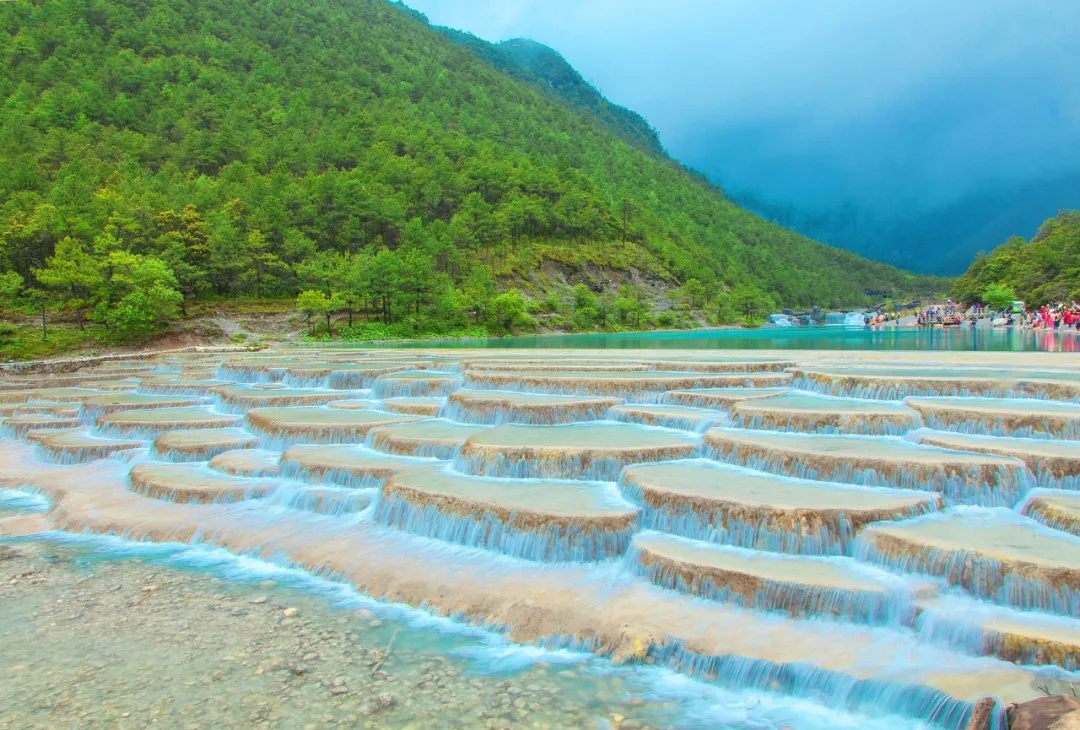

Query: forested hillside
left=434, top=28, right=666, bottom=158
left=951, top=211, right=1080, bottom=307
left=0, top=0, right=938, bottom=351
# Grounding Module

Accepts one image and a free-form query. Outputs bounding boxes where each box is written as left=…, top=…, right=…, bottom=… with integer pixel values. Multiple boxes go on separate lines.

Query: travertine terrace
left=3, top=345, right=1080, bottom=730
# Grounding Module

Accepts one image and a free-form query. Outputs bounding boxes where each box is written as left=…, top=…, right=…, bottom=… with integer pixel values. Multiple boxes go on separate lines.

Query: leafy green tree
left=678, top=279, right=705, bottom=310
left=297, top=290, right=336, bottom=335
left=33, top=237, right=102, bottom=329
left=729, top=283, right=769, bottom=322
left=462, top=267, right=496, bottom=323
left=100, top=253, right=183, bottom=337
left=489, top=289, right=532, bottom=333
left=982, top=283, right=1017, bottom=311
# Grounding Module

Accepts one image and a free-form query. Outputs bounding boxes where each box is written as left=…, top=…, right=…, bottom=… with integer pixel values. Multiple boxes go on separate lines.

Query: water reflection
left=353, top=326, right=1079, bottom=352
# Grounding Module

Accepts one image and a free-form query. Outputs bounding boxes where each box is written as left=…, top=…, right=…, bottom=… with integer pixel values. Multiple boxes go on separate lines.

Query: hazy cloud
left=405, top=0, right=1080, bottom=212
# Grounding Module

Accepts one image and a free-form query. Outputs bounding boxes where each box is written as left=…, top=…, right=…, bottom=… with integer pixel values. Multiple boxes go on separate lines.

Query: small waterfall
left=5, top=347, right=1080, bottom=730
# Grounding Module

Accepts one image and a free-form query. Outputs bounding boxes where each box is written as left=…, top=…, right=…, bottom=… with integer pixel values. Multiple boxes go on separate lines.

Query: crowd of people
left=914, top=303, right=960, bottom=326
left=899, top=300, right=1080, bottom=331
left=1010, top=302, right=1080, bottom=330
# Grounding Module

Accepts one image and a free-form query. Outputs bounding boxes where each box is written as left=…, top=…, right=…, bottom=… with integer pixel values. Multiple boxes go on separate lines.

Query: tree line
left=1, top=0, right=939, bottom=350
left=951, top=211, right=1080, bottom=308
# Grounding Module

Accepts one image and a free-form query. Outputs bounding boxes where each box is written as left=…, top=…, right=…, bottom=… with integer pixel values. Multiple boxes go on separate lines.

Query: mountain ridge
left=0, top=0, right=940, bottom=356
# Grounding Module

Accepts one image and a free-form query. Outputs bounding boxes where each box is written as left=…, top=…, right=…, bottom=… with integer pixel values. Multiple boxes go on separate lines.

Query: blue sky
left=405, top=0, right=1080, bottom=214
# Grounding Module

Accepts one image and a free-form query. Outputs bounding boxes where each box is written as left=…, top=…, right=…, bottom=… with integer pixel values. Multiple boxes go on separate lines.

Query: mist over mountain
left=404, top=0, right=1080, bottom=275
left=731, top=174, right=1080, bottom=276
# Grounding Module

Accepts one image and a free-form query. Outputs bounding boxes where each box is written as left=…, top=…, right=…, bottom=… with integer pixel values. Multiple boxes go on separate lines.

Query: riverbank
left=0, top=535, right=672, bottom=730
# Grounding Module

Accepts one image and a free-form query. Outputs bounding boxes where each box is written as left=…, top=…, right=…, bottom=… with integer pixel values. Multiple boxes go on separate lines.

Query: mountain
left=434, top=29, right=666, bottom=158
left=0, top=0, right=939, bottom=340
left=951, top=210, right=1080, bottom=307
left=731, top=174, right=1080, bottom=276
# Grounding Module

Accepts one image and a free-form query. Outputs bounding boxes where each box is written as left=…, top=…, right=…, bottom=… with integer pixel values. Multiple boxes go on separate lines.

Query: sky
left=403, top=0, right=1080, bottom=215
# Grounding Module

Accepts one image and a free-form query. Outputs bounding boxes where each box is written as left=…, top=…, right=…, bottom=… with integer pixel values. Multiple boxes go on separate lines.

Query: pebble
left=1, top=536, right=671, bottom=730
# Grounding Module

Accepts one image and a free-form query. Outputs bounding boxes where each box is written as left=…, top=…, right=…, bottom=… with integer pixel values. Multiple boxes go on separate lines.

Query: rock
left=1009, top=695, right=1080, bottom=730
left=283, top=608, right=298, bottom=618
left=249, top=596, right=269, bottom=605
left=368, top=620, right=382, bottom=628
left=376, top=693, right=394, bottom=709
left=963, top=697, right=996, bottom=730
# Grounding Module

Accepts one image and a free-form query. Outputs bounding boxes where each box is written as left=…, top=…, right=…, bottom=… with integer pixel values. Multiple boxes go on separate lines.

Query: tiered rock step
left=631, top=532, right=921, bottom=623
left=916, top=595, right=1080, bottom=669
left=208, top=448, right=282, bottom=477
left=366, top=420, right=488, bottom=459
left=82, top=392, right=209, bottom=418
left=215, top=358, right=305, bottom=382
left=443, top=389, right=621, bottom=425
left=280, top=362, right=421, bottom=389
left=791, top=366, right=1080, bottom=401
left=607, top=403, right=727, bottom=431
left=0, top=390, right=34, bottom=404
left=371, top=370, right=463, bottom=398
left=1020, top=490, right=1080, bottom=537
left=76, top=380, right=141, bottom=391
left=12, top=403, right=83, bottom=418
left=619, top=459, right=940, bottom=554
left=211, top=385, right=344, bottom=412
left=464, top=361, right=650, bottom=372
left=704, top=428, right=1028, bottom=505
left=916, top=431, right=1080, bottom=485
left=905, top=397, right=1080, bottom=439
left=3, top=444, right=1067, bottom=725
left=663, top=387, right=790, bottom=411
left=35, top=429, right=144, bottom=464
left=455, top=422, right=701, bottom=480
left=325, top=399, right=381, bottom=411
left=462, top=370, right=792, bottom=400
left=644, top=359, right=797, bottom=373
left=24, top=427, right=82, bottom=444
left=29, top=388, right=113, bottom=403
left=245, top=407, right=420, bottom=445
left=97, top=407, right=241, bottom=438
left=730, top=393, right=920, bottom=435
left=284, top=486, right=373, bottom=515
left=129, top=462, right=272, bottom=504
left=153, top=428, right=260, bottom=461
left=278, top=444, right=419, bottom=487
left=379, top=398, right=444, bottom=417
left=0, top=373, right=137, bottom=390
left=376, top=465, right=639, bottom=561
left=856, top=508, right=1080, bottom=616
left=137, top=378, right=234, bottom=395
left=459, top=357, right=648, bottom=371
left=1, top=414, right=85, bottom=437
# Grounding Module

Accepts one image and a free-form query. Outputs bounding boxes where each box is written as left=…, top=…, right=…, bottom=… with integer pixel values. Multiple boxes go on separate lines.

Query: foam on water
left=11, top=348, right=1080, bottom=729
left=0, top=530, right=966, bottom=730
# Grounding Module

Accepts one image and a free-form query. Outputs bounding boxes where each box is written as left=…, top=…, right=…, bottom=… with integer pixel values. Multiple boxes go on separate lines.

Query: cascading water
left=3, top=347, right=1080, bottom=729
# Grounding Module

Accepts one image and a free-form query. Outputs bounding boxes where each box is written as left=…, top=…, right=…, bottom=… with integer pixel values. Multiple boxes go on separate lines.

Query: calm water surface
left=361, top=326, right=1080, bottom=352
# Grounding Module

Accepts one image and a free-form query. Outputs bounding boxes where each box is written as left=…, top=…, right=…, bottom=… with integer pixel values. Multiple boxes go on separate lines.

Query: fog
left=405, top=0, right=1080, bottom=271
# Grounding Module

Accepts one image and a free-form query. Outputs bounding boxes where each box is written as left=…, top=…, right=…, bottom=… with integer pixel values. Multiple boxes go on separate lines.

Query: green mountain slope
left=0, top=0, right=938, bottom=341
left=435, top=28, right=666, bottom=158
left=951, top=211, right=1080, bottom=307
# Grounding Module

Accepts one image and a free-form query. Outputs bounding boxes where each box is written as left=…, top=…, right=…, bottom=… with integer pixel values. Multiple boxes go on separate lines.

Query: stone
left=1008, top=695, right=1080, bottom=730
left=963, top=697, right=995, bottom=730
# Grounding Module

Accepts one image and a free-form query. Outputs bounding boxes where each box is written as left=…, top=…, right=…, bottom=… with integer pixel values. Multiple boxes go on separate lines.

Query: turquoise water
left=360, top=326, right=1080, bottom=351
